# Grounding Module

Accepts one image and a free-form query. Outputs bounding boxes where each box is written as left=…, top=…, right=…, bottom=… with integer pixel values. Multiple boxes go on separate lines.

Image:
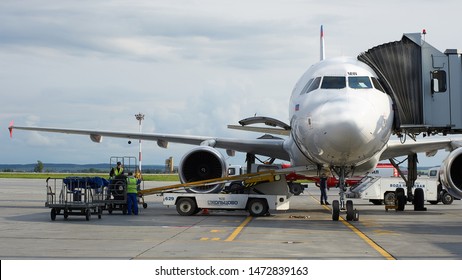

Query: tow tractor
left=139, top=170, right=292, bottom=216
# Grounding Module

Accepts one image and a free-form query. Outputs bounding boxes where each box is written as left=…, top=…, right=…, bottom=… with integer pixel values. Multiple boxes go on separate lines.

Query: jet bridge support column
left=407, top=153, right=417, bottom=202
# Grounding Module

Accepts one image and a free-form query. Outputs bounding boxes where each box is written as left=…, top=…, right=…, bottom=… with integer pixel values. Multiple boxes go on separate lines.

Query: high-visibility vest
left=114, top=167, right=123, bottom=176
left=126, top=177, right=138, bottom=194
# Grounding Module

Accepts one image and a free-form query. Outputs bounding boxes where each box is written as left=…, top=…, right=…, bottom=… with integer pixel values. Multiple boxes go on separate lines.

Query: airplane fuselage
left=286, top=57, right=394, bottom=173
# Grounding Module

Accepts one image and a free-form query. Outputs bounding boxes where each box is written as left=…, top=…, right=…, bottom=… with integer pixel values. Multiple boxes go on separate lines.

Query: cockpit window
left=306, top=77, right=321, bottom=93
left=300, top=78, right=314, bottom=95
left=321, top=76, right=346, bottom=89
left=371, top=77, right=386, bottom=93
left=348, top=76, right=372, bottom=89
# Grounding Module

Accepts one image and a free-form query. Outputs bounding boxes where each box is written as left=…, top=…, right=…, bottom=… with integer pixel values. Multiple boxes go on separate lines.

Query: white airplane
left=9, top=26, right=462, bottom=220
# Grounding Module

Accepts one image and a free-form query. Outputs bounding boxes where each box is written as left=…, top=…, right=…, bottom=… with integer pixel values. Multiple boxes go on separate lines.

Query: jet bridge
left=358, top=32, right=462, bottom=136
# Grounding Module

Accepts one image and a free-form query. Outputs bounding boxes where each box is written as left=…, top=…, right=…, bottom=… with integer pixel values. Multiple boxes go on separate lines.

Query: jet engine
left=439, top=147, right=462, bottom=199
left=178, top=146, right=227, bottom=193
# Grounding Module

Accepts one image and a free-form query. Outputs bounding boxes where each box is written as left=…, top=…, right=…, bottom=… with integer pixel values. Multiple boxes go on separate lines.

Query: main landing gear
left=330, top=166, right=359, bottom=221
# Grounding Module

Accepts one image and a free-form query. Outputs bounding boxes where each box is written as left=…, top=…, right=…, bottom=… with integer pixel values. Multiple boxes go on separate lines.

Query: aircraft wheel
left=50, top=208, right=57, bottom=221
left=176, top=197, right=197, bottom=216
left=332, top=200, right=340, bottom=221
left=414, top=188, right=426, bottom=211
left=346, top=200, right=354, bottom=221
left=248, top=199, right=269, bottom=217
left=396, top=188, right=406, bottom=211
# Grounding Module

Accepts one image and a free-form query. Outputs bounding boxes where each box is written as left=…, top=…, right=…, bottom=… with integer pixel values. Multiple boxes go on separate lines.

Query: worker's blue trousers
left=127, top=193, right=138, bottom=215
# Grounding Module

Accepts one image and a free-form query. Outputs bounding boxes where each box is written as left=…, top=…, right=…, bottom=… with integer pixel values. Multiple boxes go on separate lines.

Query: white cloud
left=1, top=0, right=461, bottom=166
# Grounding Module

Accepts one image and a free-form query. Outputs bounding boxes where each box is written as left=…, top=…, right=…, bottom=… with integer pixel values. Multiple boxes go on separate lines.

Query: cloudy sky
left=1, top=0, right=461, bottom=167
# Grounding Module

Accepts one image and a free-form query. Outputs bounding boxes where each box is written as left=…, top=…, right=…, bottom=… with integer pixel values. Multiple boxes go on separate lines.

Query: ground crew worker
left=109, top=161, right=124, bottom=178
left=316, top=173, right=330, bottom=205
left=126, top=172, right=139, bottom=215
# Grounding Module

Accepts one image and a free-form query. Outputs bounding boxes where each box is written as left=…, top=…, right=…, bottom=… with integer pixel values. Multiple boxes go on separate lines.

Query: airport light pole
left=135, top=113, right=145, bottom=174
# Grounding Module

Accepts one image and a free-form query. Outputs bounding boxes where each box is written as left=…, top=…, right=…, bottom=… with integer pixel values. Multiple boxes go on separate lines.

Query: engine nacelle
left=179, top=146, right=227, bottom=193
left=440, top=147, right=462, bottom=199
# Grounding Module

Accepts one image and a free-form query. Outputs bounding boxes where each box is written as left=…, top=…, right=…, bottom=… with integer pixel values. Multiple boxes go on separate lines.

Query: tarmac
left=1, top=178, right=462, bottom=260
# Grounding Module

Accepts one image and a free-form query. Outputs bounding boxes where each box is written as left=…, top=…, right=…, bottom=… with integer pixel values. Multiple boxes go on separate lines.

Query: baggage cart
left=45, top=177, right=106, bottom=221
left=105, top=156, right=147, bottom=214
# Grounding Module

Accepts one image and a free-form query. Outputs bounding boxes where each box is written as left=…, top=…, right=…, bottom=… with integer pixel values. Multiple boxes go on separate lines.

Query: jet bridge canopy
left=358, top=33, right=462, bottom=135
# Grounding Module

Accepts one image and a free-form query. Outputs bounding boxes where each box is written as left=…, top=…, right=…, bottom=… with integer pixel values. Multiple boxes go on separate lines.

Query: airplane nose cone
left=310, top=95, right=389, bottom=165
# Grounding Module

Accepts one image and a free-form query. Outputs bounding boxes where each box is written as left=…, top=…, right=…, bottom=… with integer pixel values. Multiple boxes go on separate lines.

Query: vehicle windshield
left=348, top=76, right=372, bottom=89
left=321, top=76, right=346, bottom=89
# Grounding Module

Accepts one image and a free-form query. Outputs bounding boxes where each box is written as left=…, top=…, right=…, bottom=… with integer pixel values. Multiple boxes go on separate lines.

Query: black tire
left=289, top=183, right=303, bottom=196
left=85, top=209, right=91, bottom=221
left=442, top=192, right=454, bottom=205
left=346, top=200, right=354, bottom=221
left=143, top=203, right=148, bottom=209
left=64, top=209, right=69, bottom=219
left=50, top=208, right=56, bottom=221
left=396, top=188, right=406, bottom=211
left=113, top=180, right=126, bottom=196
left=176, top=197, right=197, bottom=216
left=384, top=192, right=396, bottom=206
left=248, top=199, right=269, bottom=216
left=414, top=188, right=425, bottom=211
left=332, top=200, right=340, bottom=221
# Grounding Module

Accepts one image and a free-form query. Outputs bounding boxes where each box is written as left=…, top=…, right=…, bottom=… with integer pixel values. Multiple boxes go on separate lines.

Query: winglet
left=8, top=121, right=13, bottom=138
left=320, top=25, right=325, bottom=61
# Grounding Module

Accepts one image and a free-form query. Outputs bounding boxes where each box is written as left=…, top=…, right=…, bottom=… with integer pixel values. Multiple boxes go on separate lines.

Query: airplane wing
left=380, top=136, right=462, bottom=160
left=9, top=125, right=290, bottom=161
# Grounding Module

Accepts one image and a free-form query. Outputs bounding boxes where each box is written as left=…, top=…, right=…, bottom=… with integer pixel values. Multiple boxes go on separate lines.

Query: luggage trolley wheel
left=85, top=209, right=91, bottom=221
left=50, top=208, right=57, bottom=221
left=98, top=207, right=102, bottom=219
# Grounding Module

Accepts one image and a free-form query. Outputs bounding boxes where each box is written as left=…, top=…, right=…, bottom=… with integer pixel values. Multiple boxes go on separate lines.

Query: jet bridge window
left=306, top=77, right=321, bottom=93
left=431, top=70, right=447, bottom=93
left=348, top=76, right=372, bottom=89
left=321, top=76, right=346, bottom=89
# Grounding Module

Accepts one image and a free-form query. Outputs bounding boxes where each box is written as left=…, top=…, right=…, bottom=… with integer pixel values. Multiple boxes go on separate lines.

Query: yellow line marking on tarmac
left=225, top=216, right=253, bottom=242
left=340, top=218, right=396, bottom=260
left=309, top=192, right=396, bottom=260
left=200, top=237, right=222, bottom=241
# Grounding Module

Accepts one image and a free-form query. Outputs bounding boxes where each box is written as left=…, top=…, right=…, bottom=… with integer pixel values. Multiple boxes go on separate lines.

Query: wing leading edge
left=9, top=125, right=290, bottom=161
left=380, top=136, right=462, bottom=161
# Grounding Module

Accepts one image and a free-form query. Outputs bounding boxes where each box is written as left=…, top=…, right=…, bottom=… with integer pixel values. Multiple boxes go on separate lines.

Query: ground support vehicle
left=45, top=177, right=106, bottom=221
left=140, top=170, right=292, bottom=216
left=346, top=176, right=454, bottom=209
